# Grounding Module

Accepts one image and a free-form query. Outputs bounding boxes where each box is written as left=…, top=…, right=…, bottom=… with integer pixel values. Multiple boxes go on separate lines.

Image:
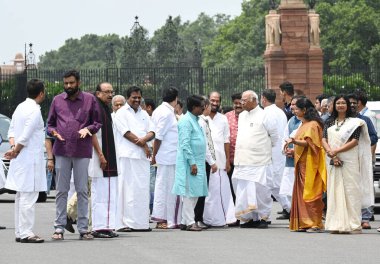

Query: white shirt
left=151, top=102, right=178, bottom=165
left=206, top=112, right=230, bottom=169
left=5, top=98, right=46, bottom=192
left=198, top=116, right=216, bottom=166
left=263, top=104, right=288, bottom=183
left=113, top=103, right=154, bottom=160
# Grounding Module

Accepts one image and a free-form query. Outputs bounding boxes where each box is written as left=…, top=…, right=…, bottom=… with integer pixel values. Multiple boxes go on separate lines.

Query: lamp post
left=24, top=43, right=36, bottom=70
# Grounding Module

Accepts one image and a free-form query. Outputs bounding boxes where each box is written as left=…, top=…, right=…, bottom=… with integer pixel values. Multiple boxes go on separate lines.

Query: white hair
left=112, top=95, right=126, bottom=106
left=242, top=90, right=258, bottom=101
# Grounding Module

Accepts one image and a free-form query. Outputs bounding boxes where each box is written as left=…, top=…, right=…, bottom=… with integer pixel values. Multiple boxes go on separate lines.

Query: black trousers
left=194, top=162, right=211, bottom=222
left=227, top=163, right=236, bottom=203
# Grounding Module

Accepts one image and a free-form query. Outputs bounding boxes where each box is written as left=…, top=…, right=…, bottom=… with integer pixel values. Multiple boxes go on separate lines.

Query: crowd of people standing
left=0, top=69, right=378, bottom=243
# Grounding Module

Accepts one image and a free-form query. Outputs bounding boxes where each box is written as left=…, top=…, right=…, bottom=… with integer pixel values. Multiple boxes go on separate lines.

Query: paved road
left=0, top=193, right=379, bottom=264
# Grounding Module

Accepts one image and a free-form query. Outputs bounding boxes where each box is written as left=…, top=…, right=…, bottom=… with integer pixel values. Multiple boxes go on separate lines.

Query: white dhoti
left=91, top=177, right=118, bottom=231
left=232, top=166, right=272, bottom=222
left=116, top=157, right=150, bottom=230
left=279, top=166, right=294, bottom=211
left=0, top=164, right=5, bottom=188
left=203, top=169, right=236, bottom=226
left=151, top=165, right=182, bottom=228
left=15, top=192, right=39, bottom=239
left=267, top=158, right=290, bottom=212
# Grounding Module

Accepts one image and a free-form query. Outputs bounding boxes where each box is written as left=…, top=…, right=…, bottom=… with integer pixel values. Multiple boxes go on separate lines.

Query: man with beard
left=347, top=93, right=377, bottom=230
left=202, top=91, right=236, bottom=227
left=114, top=86, right=155, bottom=232
left=48, top=70, right=102, bottom=240
left=225, top=93, right=243, bottom=203
left=88, top=82, right=119, bottom=238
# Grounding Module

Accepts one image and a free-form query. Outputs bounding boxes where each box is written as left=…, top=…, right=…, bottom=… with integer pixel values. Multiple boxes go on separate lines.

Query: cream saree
left=325, top=117, right=373, bottom=232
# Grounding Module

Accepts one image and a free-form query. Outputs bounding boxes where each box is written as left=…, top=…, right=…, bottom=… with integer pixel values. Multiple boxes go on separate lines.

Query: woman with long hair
left=284, top=98, right=327, bottom=232
left=322, top=95, right=373, bottom=234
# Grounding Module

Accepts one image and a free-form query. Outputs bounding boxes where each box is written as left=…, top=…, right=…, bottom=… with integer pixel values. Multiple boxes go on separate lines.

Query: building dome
left=14, top=53, right=24, bottom=61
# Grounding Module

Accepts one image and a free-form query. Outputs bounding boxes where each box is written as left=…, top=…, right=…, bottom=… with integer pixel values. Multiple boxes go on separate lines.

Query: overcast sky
left=0, top=0, right=243, bottom=64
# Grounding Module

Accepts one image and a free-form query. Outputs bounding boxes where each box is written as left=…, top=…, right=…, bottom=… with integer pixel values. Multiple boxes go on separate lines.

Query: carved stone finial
left=269, top=0, right=276, bottom=10
left=308, top=0, right=316, bottom=9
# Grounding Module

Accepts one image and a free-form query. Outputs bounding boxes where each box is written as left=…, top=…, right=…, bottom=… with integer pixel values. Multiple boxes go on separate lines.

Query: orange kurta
left=289, top=121, right=327, bottom=231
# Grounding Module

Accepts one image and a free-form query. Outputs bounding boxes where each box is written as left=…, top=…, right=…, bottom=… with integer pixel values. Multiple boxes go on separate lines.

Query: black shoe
left=0, top=226, right=6, bottom=230
left=256, top=219, right=269, bottom=229
left=240, top=220, right=260, bottom=228
left=92, top=231, right=113, bottom=238
left=15, top=237, right=21, bottom=242
left=277, top=209, right=287, bottom=215
left=180, top=224, right=187, bottom=231
left=276, top=211, right=290, bottom=220
left=130, top=228, right=152, bottom=232
left=65, top=217, right=75, bottom=233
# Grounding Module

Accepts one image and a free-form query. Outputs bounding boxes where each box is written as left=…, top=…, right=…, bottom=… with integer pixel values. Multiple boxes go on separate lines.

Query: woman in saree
left=284, top=98, right=327, bottom=232
left=322, top=95, right=373, bottom=234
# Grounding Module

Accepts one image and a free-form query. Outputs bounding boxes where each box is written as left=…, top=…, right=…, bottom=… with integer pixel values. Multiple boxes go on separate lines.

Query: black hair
left=162, top=86, right=178, bottom=103
left=328, top=94, right=355, bottom=121
left=262, top=89, right=276, bottom=103
left=144, top=98, right=156, bottom=111
left=295, top=97, right=324, bottom=128
left=347, top=93, right=358, bottom=101
left=279, top=81, right=294, bottom=96
left=231, top=93, right=242, bottom=101
left=27, top=79, right=45, bottom=99
left=126, top=86, right=142, bottom=98
left=354, top=89, right=368, bottom=106
left=291, top=95, right=306, bottom=101
left=177, top=100, right=183, bottom=108
left=222, top=106, right=233, bottom=114
left=315, top=94, right=328, bottom=103
left=209, top=91, right=221, bottom=100
left=187, top=95, right=205, bottom=112
left=63, top=69, right=80, bottom=81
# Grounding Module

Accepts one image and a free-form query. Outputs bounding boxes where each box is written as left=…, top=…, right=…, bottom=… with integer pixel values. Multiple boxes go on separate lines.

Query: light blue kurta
left=172, top=112, right=208, bottom=198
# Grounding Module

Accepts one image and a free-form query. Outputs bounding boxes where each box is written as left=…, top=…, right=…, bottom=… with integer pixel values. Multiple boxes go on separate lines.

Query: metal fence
left=1, top=66, right=379, bottom=119
left=0, top=67, right=265, bottom=119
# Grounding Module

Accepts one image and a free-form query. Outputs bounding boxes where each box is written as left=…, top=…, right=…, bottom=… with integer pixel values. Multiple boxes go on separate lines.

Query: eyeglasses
left=101, top=90, right=114, bottom=95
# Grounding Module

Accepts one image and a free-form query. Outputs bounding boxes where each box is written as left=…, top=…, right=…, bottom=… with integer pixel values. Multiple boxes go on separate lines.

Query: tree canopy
left=38, top=0, right=380, bottom=70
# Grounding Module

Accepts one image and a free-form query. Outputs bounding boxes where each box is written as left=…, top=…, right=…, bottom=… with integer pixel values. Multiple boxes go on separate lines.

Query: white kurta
left=5, top=98, right=46, bottom=192
left=114, top=104, right=154, bottom=229
left=232, top=106, right=275, bottom=221
left=263, top=104, right=288, bottom=210
left=203, top=113, right=236, bottom=226
left=151, top=103, right=181, bottom=228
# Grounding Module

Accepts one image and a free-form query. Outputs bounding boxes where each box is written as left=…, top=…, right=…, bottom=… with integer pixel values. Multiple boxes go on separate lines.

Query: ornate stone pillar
left=264, top=0, right=324, bottom=103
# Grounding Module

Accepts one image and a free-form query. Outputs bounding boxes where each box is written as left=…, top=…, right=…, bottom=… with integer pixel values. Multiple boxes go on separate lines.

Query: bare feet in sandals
left=20, top=235, right=44, bottom=243
left=51, top=232, right=64, bottom=240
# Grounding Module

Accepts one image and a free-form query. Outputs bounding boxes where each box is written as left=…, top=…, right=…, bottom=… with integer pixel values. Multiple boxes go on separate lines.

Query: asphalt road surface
left=0, top=193, right=379, bottom=264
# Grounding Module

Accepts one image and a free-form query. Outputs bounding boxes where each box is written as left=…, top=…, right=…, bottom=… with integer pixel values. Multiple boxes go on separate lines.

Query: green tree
left=38, top=34, right=123, bottom=69
left=202, top=0, right=273, bottom=68
left=317, top=0, right=380, bottom=69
